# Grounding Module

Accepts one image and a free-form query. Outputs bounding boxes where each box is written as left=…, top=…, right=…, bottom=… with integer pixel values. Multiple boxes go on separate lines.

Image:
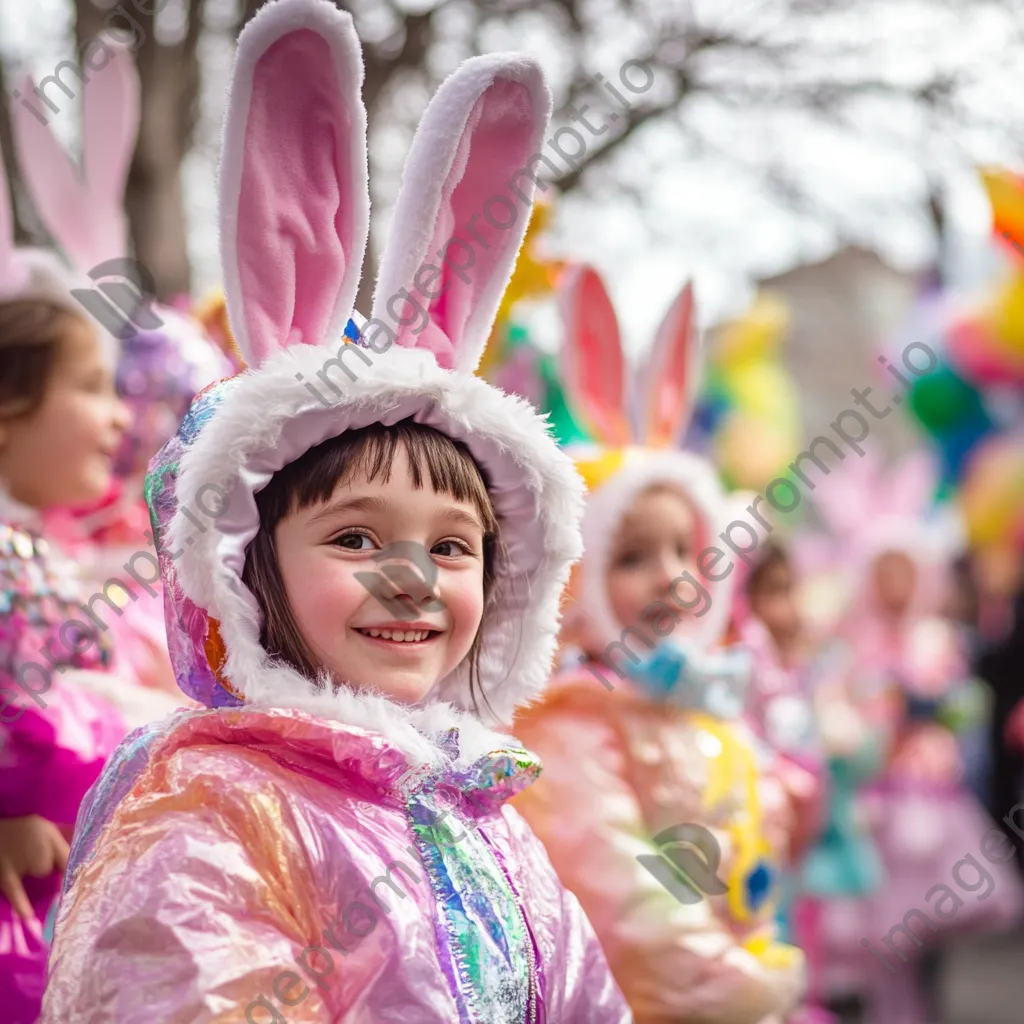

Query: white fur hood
left=147, top=0, right=583, bottom=766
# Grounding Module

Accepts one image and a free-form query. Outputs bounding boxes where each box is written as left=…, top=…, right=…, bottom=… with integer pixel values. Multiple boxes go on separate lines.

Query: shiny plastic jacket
left=45, top=707, right=627, bottom=1022
left=513, top=664, right=805, bottom=1024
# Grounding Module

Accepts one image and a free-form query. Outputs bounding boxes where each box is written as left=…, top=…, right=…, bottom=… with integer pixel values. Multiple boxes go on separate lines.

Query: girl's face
left=273, top=445, right=487, bottom=703
left=871, top=549, right=918, bottom=618
left=749, top=559, right=800, bottom=647
left=0, top=318, right=130, bottom=510
left=606, top=485, right=699, bottom=633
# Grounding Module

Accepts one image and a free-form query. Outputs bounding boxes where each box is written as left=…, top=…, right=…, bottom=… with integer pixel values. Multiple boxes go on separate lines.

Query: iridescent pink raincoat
left=43, top=3, right=629, bottom=1020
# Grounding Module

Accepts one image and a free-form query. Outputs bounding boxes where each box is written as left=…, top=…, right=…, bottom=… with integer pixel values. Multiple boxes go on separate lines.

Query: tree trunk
left=73, top=0, right=204, bottom=300
left=125, top=45, right=196, bottom=300
left=0, top=54, right=36, bottom=245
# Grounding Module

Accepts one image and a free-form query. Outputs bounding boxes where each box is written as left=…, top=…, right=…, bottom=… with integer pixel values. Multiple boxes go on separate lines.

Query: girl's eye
left=332, top=532, right=376, bottom=551
left=430, top=539, right=470, bottom=558
left=677, top=544, right=692, bottom=560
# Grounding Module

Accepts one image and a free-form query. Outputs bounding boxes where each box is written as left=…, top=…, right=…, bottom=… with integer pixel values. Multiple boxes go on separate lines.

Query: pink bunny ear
left=219, top=0, right=369, bottom=368
left=886, top=450, right=937, bottom=517
left=635, top=281, right=700, bottom=448
left=12, top=41, right=139, bottom=271
left=558, top=264, right=631, bottom=446
left=370, top=54, right=551, bottom=373
left=811, top=445, right=882, bottom=537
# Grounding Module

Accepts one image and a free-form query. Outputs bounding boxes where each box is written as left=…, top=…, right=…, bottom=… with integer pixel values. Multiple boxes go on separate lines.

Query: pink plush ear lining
left=237, top=30, right=355, bottom=362
left=387, top=79, right=538, bottom=370
left=644, top=283, right=695, bottom=448
left=561, top=266, right=630, bottom=445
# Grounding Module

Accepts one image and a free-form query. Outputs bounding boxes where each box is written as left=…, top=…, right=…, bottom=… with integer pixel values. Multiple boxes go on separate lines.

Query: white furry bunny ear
left=371, top=53, right=551, bottom=373
left=12, top=41, right=139, bottom=272
left=634, top=282, right=701, bottom=448
left=219, top=0, right=369, bottom=368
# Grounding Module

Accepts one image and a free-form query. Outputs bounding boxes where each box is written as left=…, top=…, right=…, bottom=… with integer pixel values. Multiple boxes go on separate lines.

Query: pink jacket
left=513, top=670, right=805, bottom=1024
left=45, top=707, right=626, bottom=1023
left=0, top=506, right=129, bottom=1024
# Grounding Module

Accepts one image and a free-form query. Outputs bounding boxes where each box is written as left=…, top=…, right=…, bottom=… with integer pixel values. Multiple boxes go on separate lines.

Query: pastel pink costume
left=10, top=31, right=232, bottom=705
left=42, top=5, right=628, bottom=1019
left=811, top=449, right=1023, bottom=1023
left=0, top=48, right=181, bottom=1018
left=511, top=267, right=805, bottom=1023
left=737, top=611, right=825, bottom=868
left=0, top=492, right=130, bottom=1023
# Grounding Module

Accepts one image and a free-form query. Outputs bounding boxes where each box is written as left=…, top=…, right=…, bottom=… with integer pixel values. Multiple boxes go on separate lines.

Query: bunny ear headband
left=0, top=43, right=145, bottom=365
left=154, top=0, right=584, bottom=740
left=559, top=263, right=700, bottom=455
left=553, top=263, right=737, bottom=653
left=7, top=41, right=233, bottom=455
left=810, top=443, right=953, bottom=611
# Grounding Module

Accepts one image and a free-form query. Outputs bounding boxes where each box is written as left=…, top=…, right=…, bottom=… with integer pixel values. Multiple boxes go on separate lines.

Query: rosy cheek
left=285, top=556, right=360, bottom=645
left=441, top=575, right=485, bottom=647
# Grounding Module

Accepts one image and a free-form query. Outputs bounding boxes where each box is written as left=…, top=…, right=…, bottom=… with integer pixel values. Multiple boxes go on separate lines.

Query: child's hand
left=0, top=815, right=70, bottom=919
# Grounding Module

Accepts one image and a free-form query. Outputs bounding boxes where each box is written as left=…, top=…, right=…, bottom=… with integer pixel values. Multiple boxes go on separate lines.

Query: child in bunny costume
left=43, top=2, right=629, bottom=1020
left=0, top=42, right=186, bottom=1021
left=7, top=40, right=233, bottom=702
left=809, top=448, right=1022, bottom=1024
left=511, top=265, right=804, bottom=1024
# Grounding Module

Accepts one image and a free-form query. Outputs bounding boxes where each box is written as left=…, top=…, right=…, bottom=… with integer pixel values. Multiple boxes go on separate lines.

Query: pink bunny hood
left=805, top=444, right=953, bottom=616
left=556, top=265, right=737, bottom=652
left=6, top=39, right=230, bottom=389
left=0, top=42, right=153, bottom=366
left=147, top=0, right=584, bottom=766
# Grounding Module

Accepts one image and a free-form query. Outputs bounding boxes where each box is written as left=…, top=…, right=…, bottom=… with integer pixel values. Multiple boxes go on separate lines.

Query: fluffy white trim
left=572, top=449, right=737, bottom=654
left=244, top=664, right=522, bottom=767
left=168, top=340, right=584, bottom=731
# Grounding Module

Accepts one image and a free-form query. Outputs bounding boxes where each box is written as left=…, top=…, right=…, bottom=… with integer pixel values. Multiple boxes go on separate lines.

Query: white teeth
left=360, top=628, right=431, bottom=642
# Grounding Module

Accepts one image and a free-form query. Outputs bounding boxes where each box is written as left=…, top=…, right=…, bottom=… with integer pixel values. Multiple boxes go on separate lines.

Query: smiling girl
left=42, top=2, right=628, bottom=1021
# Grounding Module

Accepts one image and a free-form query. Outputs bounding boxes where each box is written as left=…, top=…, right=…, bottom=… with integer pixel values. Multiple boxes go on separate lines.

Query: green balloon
left=908, top=365, right=983, bottom=434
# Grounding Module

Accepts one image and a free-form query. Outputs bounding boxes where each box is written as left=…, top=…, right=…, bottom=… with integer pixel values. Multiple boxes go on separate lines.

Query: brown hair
left=0, top=300, right=85, bottom=419
left=746, top=539, right=791, bottom=596
left=242, top=419, right=501, bottom=710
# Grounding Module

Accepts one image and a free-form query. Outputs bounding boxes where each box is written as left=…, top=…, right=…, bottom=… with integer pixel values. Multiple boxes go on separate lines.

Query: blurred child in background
left=737, top=540, right=831, bottom=1024
left=0, top=293, right=175, bottom=1022
left=513, top=267, right=805, bottom=1024
left=815, top=451, right=1022, bottom=1024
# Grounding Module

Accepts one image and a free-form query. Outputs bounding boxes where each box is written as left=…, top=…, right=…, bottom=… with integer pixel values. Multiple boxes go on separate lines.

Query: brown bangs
left=258, top=419, right=498, bottom=536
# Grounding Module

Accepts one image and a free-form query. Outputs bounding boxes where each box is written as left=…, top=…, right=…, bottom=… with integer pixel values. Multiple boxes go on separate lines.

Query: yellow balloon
left=713, top=293, right=790, bottom=368
left=728, top=364, right=800, bottom=429
left=715, top=414, right=793, bottom=490
left=981, top=273, right=1024, bottom=357
left=961, top=437, right=1024, bottom=548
